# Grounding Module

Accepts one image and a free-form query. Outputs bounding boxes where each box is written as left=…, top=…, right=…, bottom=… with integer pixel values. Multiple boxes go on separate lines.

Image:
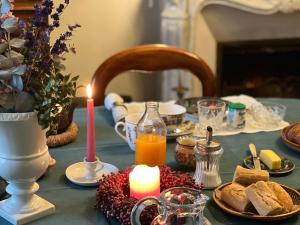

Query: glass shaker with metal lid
left=194, top=126, right=223, bottom=189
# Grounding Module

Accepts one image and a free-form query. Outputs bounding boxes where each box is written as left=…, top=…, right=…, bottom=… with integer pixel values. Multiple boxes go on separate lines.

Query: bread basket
left=213, top=182, right=300, bottom=221
left=281, top=123, right=300, bottom=153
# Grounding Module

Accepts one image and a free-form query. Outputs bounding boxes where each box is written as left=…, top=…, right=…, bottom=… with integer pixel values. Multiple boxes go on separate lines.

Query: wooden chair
left=13, top=0, right=36, bottom=20
left=91, top=44, right=216, bottom=105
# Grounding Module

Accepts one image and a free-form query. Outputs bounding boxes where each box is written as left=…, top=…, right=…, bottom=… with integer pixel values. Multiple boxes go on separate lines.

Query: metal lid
left=229, top=102, right=246, bottom=110
left=176, top=135, right=199, bottom=147
left=196, top=139, right=221, bottom=152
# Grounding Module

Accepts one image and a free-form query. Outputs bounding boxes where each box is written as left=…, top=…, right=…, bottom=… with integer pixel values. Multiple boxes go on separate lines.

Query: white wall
left=52, top=0, right=161, bottom=100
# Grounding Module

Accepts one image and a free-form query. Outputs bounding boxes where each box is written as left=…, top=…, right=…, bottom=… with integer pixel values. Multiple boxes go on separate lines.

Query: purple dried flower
left=21, top=0, right=80, bottom=83
left=24, top=32, right=34, bottom=48
left=53, top=20, right=59, bottom=27
left=42, top=31, right=50, bottom=42
left=51, top=13, right=59, bottom=21
left=56, top=4, right=64, bottom=13
left=18, top=20, right=25, bottom=29
left=65, top=31, right=72, bottom=37
left=42, top=0, right=54, bottom=8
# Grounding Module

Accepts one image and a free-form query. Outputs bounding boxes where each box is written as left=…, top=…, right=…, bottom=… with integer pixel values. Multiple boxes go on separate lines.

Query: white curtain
left=160, top=0, right=193, bottom=101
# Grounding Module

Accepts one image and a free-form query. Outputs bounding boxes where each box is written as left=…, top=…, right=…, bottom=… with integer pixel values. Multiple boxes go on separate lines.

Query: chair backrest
left=92, top=44, right=215, bottom=105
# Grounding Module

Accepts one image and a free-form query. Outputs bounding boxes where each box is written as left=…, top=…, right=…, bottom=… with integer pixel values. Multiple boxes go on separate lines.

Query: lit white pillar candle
left=129, top=165, right=160, bottom=200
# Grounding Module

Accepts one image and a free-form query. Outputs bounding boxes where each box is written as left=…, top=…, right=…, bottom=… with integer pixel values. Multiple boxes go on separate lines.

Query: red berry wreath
left=96, top=166, right=201, bottom=225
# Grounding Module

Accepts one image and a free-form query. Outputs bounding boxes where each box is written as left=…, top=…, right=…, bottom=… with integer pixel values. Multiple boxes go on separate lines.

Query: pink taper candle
left=86, top=84, right=96, bottom=162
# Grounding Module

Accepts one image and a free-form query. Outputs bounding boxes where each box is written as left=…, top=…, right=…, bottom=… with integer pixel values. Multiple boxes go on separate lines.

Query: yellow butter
left=259, top=150, right=281, bottom=170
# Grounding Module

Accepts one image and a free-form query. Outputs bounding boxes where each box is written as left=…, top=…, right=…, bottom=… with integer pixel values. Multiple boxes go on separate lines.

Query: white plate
left=167, top=121, right=195, bottom=138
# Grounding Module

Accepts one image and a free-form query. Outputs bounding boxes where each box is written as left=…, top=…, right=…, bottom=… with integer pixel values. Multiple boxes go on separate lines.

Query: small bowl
left=250, top=102, right=286, bottom=125
left=159, top=103, right=186, bottom=127
left=175, top=136, right=200, bottom=168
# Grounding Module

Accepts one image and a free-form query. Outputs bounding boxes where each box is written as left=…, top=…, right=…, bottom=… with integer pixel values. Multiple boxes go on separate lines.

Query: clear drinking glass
left=197, top=99, right=226, bottom=131
left=131, top=187, right=211, bottom=225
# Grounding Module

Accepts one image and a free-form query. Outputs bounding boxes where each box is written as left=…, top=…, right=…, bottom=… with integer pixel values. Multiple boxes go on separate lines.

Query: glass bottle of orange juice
left=136, top=102, right=167, bottom=166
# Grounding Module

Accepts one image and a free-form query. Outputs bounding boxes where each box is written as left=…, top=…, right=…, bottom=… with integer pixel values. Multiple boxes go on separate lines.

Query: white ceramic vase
left=0, top=112, right=55, bottom=225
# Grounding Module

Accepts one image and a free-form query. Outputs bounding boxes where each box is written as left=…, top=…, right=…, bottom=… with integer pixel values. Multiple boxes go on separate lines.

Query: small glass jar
left=227, top=102, right=246, bottom=129
left=175, top=136, right=199, bottom=168
left=194, top=139, right=223, bottom=189
left=136, top=102, right=167, bottom=166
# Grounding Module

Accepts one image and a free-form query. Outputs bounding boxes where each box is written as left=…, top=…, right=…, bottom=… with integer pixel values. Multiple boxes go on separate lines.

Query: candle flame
left=87, top=84, right=93, bottom=98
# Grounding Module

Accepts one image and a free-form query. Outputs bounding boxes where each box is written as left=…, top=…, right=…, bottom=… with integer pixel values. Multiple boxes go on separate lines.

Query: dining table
left=1, top=97, right=300, bottom=225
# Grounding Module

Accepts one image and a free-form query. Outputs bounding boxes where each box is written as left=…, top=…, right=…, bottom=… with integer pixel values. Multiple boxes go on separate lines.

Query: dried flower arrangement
left=0, top=0, right=80, bottom=135
left=96, top=166, right=202, bottom=225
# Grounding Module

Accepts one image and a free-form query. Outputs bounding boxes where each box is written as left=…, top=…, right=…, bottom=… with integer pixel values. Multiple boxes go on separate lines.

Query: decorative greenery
left=0, top=0, right=80, bottom=136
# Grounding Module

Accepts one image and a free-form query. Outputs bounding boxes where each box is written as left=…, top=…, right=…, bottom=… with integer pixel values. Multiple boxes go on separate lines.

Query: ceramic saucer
left=243, top=156, right=294, bottom=175
left=65, top=162, right=118, bottom=186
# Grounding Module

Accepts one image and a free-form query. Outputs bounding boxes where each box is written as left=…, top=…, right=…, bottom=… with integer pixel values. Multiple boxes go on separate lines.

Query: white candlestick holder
left=65, top=157, right=118, bottom=186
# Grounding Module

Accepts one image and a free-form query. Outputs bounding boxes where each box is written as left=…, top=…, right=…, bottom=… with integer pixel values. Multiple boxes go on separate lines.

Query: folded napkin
left=104, top=93, right=175, bottom=123
left=222, top=94, right=259, bottom=109
left=104, top=93, right=127, bottom=123
left=193, top=115, right=289, bottom=137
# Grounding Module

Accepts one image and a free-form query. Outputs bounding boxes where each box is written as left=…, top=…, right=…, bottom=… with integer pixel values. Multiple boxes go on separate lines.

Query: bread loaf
left=221, top=182, right=254, bottom=212
left=287, top=124, right=300, bottom=145
left=267, top=182, right=293, bottom=213
left=233, top=165, right=269, bottom=186
left=245, top=181, right=284, bottom=216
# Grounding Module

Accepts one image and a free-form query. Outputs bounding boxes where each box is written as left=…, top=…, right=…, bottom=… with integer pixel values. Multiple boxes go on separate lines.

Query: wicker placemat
left=47, top=122, right=78, bottom=148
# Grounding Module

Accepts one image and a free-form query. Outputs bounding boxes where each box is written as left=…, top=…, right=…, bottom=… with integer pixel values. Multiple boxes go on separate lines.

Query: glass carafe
left=131, top=187, right=211, bottom=225
left=136, top=102, right=167, bottom=166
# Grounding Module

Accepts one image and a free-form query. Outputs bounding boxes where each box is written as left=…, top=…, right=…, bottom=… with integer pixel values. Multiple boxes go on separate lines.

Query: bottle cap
left=229, top=102, right=246, bottom=110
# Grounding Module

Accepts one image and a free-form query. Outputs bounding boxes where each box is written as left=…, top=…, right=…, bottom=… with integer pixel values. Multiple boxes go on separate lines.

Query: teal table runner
left=1, top=98, right=299, bottom=225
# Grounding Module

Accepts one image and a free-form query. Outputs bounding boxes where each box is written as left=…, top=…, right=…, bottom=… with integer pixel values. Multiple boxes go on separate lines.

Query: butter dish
left=243, top=156, right=294, bottom=175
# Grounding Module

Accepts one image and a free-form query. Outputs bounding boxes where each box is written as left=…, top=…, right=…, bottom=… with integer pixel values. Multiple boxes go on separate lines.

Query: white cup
left=114, top=113, right=143, bottom=151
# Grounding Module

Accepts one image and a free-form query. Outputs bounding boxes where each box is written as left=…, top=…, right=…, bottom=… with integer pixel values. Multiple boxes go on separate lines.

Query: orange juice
left=135, top=134, right=166, bottom=166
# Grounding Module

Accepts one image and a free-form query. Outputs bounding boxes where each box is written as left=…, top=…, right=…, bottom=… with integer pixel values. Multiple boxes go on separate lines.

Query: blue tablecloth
left=1, top=98, right=300, bottom=225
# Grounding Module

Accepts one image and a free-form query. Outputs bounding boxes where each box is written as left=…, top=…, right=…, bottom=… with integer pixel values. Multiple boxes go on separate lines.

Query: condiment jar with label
left=227, top=102, right=246, bottom=129
left=194, top=127, right=223, bottom=189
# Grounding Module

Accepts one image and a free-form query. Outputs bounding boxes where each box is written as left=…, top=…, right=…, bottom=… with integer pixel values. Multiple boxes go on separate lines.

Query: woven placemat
left=47, top=122, right=78, bottom=148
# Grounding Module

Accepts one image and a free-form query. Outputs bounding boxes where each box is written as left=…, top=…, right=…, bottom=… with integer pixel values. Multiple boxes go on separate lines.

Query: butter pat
left=259, top=150, right=281, bottom=170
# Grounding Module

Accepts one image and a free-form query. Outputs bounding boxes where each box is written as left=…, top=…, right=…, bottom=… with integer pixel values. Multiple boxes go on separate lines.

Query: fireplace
left=217, top=38, right=300, bottom=97
left=160, top=0, right=300, bottom=98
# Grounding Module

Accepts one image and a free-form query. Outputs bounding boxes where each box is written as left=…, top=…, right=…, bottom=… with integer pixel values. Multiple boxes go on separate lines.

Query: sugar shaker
left=194, top=126, right=224, bottom=189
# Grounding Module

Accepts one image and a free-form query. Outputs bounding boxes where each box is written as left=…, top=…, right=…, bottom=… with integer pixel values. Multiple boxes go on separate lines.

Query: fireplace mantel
left=160, top=0, right=300, bottom=98
left=190, top=0, right=300, bottom=15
